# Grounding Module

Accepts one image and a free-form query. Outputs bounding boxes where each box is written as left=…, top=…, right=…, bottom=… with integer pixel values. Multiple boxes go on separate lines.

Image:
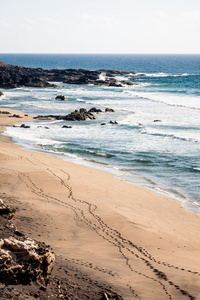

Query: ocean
left=0, top=54, right=200, bottom=213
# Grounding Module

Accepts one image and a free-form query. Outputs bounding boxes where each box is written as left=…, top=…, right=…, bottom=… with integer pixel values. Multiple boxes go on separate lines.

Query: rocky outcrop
left=88, top=107, right=102, bottom=113
left=0, top=237, right=55, bottom=284
left=0, top=199, right=55, bottom=285
left=34, top=108, right=98, bottom=122
left=64, top=109, right=97, bottom=121
left=0, top=92, right=3, bottom=96
left=0, top=61, right=137, bottom=89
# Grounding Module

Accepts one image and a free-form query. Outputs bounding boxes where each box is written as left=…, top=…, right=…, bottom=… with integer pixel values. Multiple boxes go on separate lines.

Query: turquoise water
left=1, top=54, right=200, bottom=212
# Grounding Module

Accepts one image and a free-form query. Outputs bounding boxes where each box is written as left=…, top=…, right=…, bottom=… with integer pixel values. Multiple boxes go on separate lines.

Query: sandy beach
left=0, top=109, right=200, bottom=299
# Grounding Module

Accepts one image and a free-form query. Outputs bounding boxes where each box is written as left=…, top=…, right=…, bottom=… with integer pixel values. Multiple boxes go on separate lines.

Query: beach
left=0, top=109, right=200, bottom=299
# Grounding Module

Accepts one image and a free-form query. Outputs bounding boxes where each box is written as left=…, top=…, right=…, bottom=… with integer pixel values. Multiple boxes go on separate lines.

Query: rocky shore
left=0, top=60, right=136, bottom=89
left=0, top=196, right=123, bottom=300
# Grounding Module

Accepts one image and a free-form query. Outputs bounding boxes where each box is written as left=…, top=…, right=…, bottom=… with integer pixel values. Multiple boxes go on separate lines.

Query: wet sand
left=0, top=109, right=200, bottom=299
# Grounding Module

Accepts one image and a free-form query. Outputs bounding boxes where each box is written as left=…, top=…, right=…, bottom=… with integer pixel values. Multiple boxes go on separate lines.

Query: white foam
left=142, top=72, right=196, bottom=77
left=126, top=90, right=200, bottom=110
left=98, top=72, right=106, bottom=81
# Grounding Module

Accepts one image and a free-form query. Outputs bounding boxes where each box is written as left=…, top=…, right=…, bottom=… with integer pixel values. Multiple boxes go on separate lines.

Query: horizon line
left=0, top=53, right=200, bottom=55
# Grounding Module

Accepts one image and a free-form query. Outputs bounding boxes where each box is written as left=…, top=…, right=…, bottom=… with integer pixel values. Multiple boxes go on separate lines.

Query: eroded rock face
left=0, top=237, right=55, bottom=284
left=0, top=199, right=55, bottom=285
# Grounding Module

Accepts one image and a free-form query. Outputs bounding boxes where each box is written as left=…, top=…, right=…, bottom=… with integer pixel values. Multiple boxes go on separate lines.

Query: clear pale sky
left=0, top=0, right=200, bottom=54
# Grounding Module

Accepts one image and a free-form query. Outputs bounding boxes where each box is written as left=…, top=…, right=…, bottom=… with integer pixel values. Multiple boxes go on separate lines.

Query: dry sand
left=0, top=109, right=200, bottom=299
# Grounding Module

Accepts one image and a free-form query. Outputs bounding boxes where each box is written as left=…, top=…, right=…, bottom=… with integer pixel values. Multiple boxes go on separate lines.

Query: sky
left=0, top=0, right=200, bottom=54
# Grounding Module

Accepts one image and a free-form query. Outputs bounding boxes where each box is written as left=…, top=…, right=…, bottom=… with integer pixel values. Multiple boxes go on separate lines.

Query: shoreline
left=3, top=112, right=200, bottom=216
left=1, top=108, right=200, bottom=299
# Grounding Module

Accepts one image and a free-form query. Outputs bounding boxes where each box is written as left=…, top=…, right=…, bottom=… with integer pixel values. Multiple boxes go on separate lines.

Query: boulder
left=64, top=109, right=97, bottom=121
left=0, top=237, right=55, bottom=284
left=105, top=108, right=115, bottom=113
left=20, top=124, right=30, bottom=128
left=0, top=92, right=3, bottom=96
left=62, top=125, right=72, bottom=128
left=55, top=95, right=65, bottom=100
left=88, top=107, right=102, bottom=113
left=0, top=199, right=15, bottom=219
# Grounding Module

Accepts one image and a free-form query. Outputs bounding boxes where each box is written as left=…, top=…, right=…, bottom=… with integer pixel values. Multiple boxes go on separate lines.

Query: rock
left=0, top=198, right=55, bottom=285
left=9, top=114, right=22, bottom=118
left=101, top=123, right=106, bottom=126
left=153, top=120, right=162, bottom=122
left=0, top=237, right=55, bottom=284
left=62, top=125, right=72, bottom=128
left=55, top=95, right=65, bottom=101
left=0, top=61, right=136, bottom=89
left=0, top=199, right=15, bottom=220
left=64, top=109, right=97, bottom=121
left=0, top=111, right=10, bottom=114
left=88, top=107, right=102, bottom=113
left=0, top=92, right=3, bottom=96
left=20, top=124, right=30, bottom=128
left=33, top=116, right=52, bottom=120
left=109, top=120, right=118, bottom=124
left=79, top=108, right=87, bottom=113
left=105, top=108, right=115, bottom=113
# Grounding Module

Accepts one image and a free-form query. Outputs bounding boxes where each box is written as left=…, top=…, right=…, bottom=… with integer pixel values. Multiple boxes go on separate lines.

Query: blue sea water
left=0, top=54, right=200, bottom=213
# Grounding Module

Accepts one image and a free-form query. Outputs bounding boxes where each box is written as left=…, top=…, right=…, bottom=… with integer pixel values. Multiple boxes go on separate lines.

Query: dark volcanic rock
left=109, top=120, right=118, bottom=124
left=9, top=114, right=22, bottom=118
left=0, top=92, right=3, bottom=96
left=88, top=107, right=102, bottom=113
left=20, top=124, right=31, bottom=128
left=0, top=110, right=10, bottom=114
left=64, top=109, right=97, bottom=121
left=55, top=95, right=65, bottom=100
left=34, top=108, right=97, bottom=122
left=105, top=108, right=115, bottom=113
left=62, top=125, right=72, bottom=128
left=0, top=61, right=136, bottom=89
